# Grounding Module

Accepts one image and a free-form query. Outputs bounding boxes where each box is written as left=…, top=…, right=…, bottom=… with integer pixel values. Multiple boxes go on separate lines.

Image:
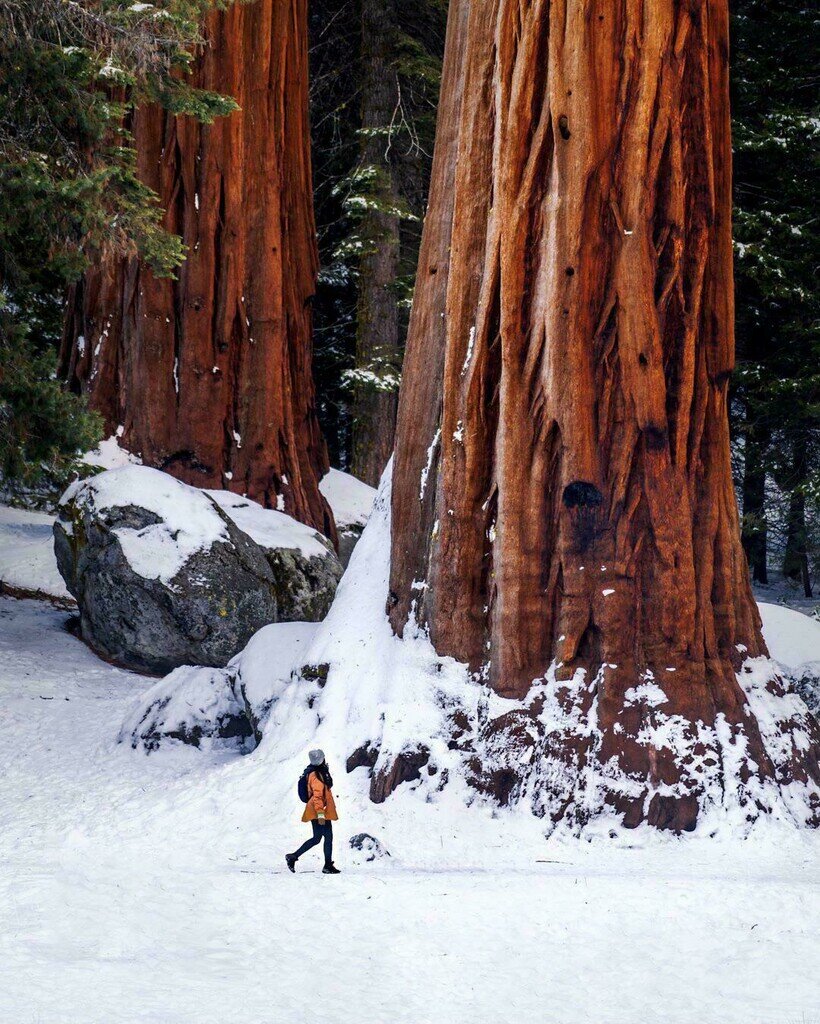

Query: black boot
left=322, top=862, right=340, bottom=874
left=285, top=854, right=297, bottom=873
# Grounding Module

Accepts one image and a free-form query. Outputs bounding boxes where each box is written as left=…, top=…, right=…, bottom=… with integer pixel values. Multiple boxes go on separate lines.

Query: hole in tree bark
left=565, top=266, right=575, bottom=277
left=643, top=425, right=668, bottom=452
left=564, top=483, right=604, bottom=553
left=563, top=481, right=603, bottom=509
left=558, top=115, right=571, bottom=140
left=638, top=352, right=648, bottom=368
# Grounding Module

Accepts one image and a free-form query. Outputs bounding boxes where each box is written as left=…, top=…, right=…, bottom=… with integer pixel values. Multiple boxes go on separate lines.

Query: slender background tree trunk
left=783, top=443, right=812, bottom=598
left=350, top=0, right=401, bottom=487
left=60, top=0, right=335, bottom=540
left=388, top=0, right=820, bottom=830
left=741, top=417, right=769, bottom=584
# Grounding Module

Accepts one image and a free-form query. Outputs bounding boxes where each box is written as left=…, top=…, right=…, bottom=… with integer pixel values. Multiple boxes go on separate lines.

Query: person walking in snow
left=286, top=749, right=340, bottom=874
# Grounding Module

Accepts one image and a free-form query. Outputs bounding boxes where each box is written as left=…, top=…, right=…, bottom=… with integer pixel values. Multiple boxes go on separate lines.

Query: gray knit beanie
left=309, top=748, right=325, bottom=765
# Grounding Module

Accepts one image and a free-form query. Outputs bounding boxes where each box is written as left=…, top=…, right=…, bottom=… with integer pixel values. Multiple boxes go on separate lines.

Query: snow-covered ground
left=0, top=594, right=818, bottom=1024
left=0, top=505, right=72, bottom=602
left=0, top=465, right=818, bottom=1024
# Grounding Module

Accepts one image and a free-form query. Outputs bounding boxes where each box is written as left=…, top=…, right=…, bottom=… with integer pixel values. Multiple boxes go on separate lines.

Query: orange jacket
left=301, top=770, right=338, bottom=822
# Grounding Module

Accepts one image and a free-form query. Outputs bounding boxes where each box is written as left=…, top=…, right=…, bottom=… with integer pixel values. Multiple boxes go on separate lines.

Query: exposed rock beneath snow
left=792, top=663, right=820, bottom=716
left=348, top=833, right=390, bottom=861
left=370, top=745, right=431, bottom=803
left=121, top=620, right=320, bottom=752
left=319, top=468, right=376, bottom=567
left=207, top=491, right=342, bottom=621
left=119, top=665, right=254, bottom=753
left=53, top=466, right=337, bottom=674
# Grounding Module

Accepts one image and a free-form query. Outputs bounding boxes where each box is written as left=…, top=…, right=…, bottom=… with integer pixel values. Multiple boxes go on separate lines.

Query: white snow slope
left=319, top=467, right=376, bottom=531
left=0, top=505, right=71, bottom=601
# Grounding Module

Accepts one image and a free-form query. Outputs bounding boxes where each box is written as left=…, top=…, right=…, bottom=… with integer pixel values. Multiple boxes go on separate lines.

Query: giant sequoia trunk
left=389, top=0, right=820, bottom=829
left=350, top=0, right=401, bottom=487
left=60, top=0, right=335, bottom=539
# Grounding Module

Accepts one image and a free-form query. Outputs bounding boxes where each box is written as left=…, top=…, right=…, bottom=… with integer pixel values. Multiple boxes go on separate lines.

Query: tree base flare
left=456, top=658, right=820, bottom=834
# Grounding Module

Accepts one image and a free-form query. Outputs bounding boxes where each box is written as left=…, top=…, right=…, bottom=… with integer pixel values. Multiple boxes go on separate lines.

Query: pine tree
left=309, top=0, right=445, bottom=477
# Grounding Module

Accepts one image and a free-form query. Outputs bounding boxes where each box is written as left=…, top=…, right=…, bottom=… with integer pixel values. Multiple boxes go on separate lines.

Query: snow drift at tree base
left=178, top=464, right=820, bottom=837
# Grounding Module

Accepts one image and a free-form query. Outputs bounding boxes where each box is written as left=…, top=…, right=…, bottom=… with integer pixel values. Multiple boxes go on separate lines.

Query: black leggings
left=293, top=820, right=333, bottom=865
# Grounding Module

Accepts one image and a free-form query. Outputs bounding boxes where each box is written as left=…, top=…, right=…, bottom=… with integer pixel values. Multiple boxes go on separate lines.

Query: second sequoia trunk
left=388, top=0, right=820, bottom=829
left=60, top=0, right=334, bottom=539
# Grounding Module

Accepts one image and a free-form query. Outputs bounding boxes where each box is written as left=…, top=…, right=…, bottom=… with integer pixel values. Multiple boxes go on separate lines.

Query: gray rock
left=336, top=523, right=365, bottom=569
left=120, top=620, right=319, bottom=753
left=793, top=662, right=820, bottom=716
left=206, top=491, right=343, bottom=622
left=119, top=664, right=255, bottom=753
left=53, top=467, right=341, bottom=675
left=349, top=833, right=391, bottom=861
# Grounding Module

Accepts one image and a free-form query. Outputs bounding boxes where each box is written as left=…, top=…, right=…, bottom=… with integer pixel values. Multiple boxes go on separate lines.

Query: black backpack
left=297, top=767, right=312, bottom=803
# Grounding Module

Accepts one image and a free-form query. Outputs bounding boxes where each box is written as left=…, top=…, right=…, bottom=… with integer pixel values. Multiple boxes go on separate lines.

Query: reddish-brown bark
left=389, top=0, right=820, bottom=829
left=60, top=0, right=335, bottom=540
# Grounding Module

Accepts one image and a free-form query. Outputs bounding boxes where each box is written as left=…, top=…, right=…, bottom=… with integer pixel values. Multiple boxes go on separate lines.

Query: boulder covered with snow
left=119, top=664, right=255, bottom=753
left=121, top=620, right=319, bottom=752
left=319, top=468, right=376, bottom=567
left=207, top=491, right=342, bottom=621
left=54, top=466, right=340, bottom=674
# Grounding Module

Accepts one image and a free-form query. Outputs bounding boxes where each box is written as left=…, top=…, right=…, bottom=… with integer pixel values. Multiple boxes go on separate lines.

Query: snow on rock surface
left=119, top=664, right=254, bottom=753
left=82, top=433, right=143, bottom=471
left=207, top=490, right=332, bottom=561
left=1, top=595, right=819, bottom=1024
left=52, top=465, right=335, bottom=675
left=0, top=505, right=72, bottom=603
left=59, top=465, right=230, bottom=585
left=319, top=467, right=376, bottom=565
left=121, top=621, right=319, bottom=753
